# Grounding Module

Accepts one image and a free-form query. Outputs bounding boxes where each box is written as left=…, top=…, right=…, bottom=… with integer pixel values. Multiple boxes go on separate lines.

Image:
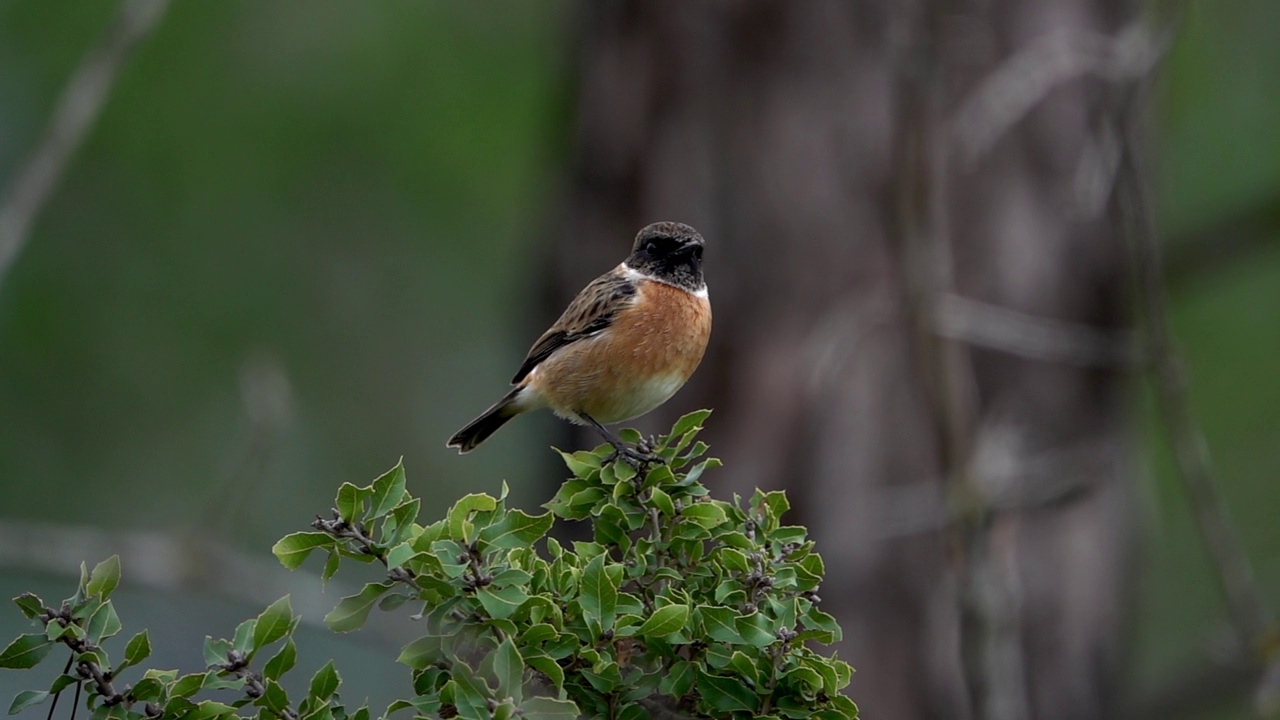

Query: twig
left=46, top=654, right=75, bottom=720
left=38, top=605, right=127, bottom=707
left=0, top=0, right=170, bottom=292
left=1114, top=72, right=1278, bottom=710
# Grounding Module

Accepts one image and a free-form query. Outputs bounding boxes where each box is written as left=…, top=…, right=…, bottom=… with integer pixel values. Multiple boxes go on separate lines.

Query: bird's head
left=626, top=222, right=706, bottom=292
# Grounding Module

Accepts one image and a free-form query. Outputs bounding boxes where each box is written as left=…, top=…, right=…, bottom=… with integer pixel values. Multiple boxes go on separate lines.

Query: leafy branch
left=3, top=411, right=858, bottom=720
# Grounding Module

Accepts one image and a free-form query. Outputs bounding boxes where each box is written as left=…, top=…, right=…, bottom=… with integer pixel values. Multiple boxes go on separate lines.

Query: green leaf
left=519, top=697, right=580, bottom=720
left=0, top=634, right=53, bottom=669
left=369, top=461, right=407, bottom=519
left=580, top=660, right=622, bottom=694
left=491, top=568, right=534, bottom=587
left=72, top=562, right=89, bottom=604
left=272, top=532, right=334, bottom=570
left=616, top=704, right=646, bottom=720
left=519, top=624, right=557, bottom=647
left=322, top=551, right=341, bottom=582
left=829, top=658, right=853, bottom=689
left=670, top=409, right=713, bottom=438
left=384, top=543, right=414, bottom=575
left=783, top=665, right=824, bottom=694
left=612, top=460, right=637, bottom=484
left=476, top=585, right=529, bottom=621
left=43, top=620, right=80, bottom=643
left=636, top=604, right=690, bottom=638
left=383, top=498, right=422, bottom=547
left=698, top=670, right=760, bottom=713
left=170, top=671, right=209, bottom=699
left=593, top=505, right=631, bottom=552
left=644, top=464, right=676, bottom=488
left=309, top=660, right=340, bottom=702
left=730, top=650, right=762, bottom=686
left=141, top=668, right=177, bottom=682
left=47, top=675, right=77, bottom=696
left=231, top=618, right=256, bottom=655
left=737, top=612, right=778, bottom=647
left=698, top=605, right=744, bottom=644
left=203, top=637, right=232, bottom=668
left=335, top=482, right=366, bottom=524
left=649, top=487, right=675, bottom=517
left=12, top=594, right=43, bottom=620
left=324, top=581, right=394, bottom=632
left=544, top=479, right=591, bottom=519
left=397, top=636, right=444, bottom=670
left=384, top=699, right=420, bottom=717
left=478, top=509, right=554, bottom=550
left=120, top=630, right=151, bottom=670
left=494, top=638, right=523, bottom=704
left=380, top=592, right=413, bottom=611
left=524, top=654, right=564, bottom=691
left=579, top=554, right=618, bottom=632
left=84, top=601, right=121, bottom=644
left=85, top=556, right=121, bottom=599
left=802, top=608, right=843, bottom=644
left=658, top=660, right=695, bottom=697
left=557, top=449, right=599, bottom=478
left=187, top=700, right=236, bottom=720
left=718, top=548, right=751, bottom=574
left=681, top=502, right=728, bottom=530
left=129, top=677, right=164, bottom=703
left=262, top=637, right=296, bottom=681
left=257, top=680, right=290, bottom=714
left=253, top=596, right=293, bottom=650
left=8, top=690, right=48, bottom=715
left=447, top=493, right=498, bottom=541
left=449, top=663, right=491, bottom=719
left=752, top=489, right=790, bottom=527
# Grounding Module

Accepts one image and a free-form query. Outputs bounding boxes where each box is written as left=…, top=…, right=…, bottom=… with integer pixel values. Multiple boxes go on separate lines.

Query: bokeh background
left=1, top=2, right=1278, bottom=719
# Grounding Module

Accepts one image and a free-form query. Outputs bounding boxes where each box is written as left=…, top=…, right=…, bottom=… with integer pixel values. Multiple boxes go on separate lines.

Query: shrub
left=2, top=411, right=857, bottom=720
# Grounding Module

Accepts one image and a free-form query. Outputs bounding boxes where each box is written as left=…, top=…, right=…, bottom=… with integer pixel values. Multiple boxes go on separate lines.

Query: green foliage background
left=1, top=1, right=1278, bottom=718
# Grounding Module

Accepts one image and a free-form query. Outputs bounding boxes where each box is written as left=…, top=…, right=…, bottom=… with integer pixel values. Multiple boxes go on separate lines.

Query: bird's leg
left=579, top=412, right=663, bottom=467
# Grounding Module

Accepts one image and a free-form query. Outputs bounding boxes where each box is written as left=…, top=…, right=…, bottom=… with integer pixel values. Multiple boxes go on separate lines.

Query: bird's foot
left=637, top=434, right=660, bottom=457
left=604, top=441, right=664, bottom=469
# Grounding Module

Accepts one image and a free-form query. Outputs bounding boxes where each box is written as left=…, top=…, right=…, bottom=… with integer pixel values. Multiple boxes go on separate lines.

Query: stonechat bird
left=447, top=221, right=711, bottom=463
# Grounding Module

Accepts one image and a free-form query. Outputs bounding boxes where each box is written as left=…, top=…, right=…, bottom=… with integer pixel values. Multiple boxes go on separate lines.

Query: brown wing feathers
left=511, top=273, right=637, bottom=383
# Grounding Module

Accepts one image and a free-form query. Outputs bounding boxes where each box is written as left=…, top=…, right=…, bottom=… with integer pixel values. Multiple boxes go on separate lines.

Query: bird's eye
left=645, top=241, right=658, bottom=255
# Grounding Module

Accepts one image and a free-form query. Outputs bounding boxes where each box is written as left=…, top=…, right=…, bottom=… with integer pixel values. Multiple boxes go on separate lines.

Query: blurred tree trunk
left=550, top=1, right=1143, bottom=718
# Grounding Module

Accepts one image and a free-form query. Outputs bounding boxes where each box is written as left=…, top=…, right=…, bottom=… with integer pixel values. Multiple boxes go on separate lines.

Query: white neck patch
left=620, top=262, right=708, bottom=299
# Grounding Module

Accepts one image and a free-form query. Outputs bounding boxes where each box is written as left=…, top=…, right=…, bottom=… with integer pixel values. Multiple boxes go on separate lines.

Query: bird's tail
left=447, top=388, right=523, bottom=453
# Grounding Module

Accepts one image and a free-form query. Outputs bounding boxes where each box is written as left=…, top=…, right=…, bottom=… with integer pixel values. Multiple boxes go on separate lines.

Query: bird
left=447, top=221, right=711, bottom=464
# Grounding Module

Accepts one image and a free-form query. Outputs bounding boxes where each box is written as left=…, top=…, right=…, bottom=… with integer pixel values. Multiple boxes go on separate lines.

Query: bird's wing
left=511, top=271, right=638, bottom=384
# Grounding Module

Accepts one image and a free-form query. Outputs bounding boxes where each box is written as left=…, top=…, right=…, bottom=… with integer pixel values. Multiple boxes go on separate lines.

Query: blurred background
left=1, top=1, right=1278, bottom=719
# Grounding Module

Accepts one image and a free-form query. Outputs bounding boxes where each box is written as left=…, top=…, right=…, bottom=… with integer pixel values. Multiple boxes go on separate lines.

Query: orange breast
left=529, top=280, right=711, bottom=424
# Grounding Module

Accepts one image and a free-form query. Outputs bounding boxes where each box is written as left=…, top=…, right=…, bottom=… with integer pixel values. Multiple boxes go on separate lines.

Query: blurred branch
left=1116, top=77, right=1280, bottom=715
left=1127, top=642, right=1257, bottom=720
left=892, top=18, right=1033, bottom=718
left=1164, top=197, right=1280, bottom=289
left=209, top=352, right=295, bottom=535
left=0, top=519, right=404, bottom=643
left=951, top=20, right=1168, bottom=167
left=869, top=436, right=1118, bottom=542
left=0, top=0, right=169, bottom=293
left=932, top=292, right=1142, bottom=367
